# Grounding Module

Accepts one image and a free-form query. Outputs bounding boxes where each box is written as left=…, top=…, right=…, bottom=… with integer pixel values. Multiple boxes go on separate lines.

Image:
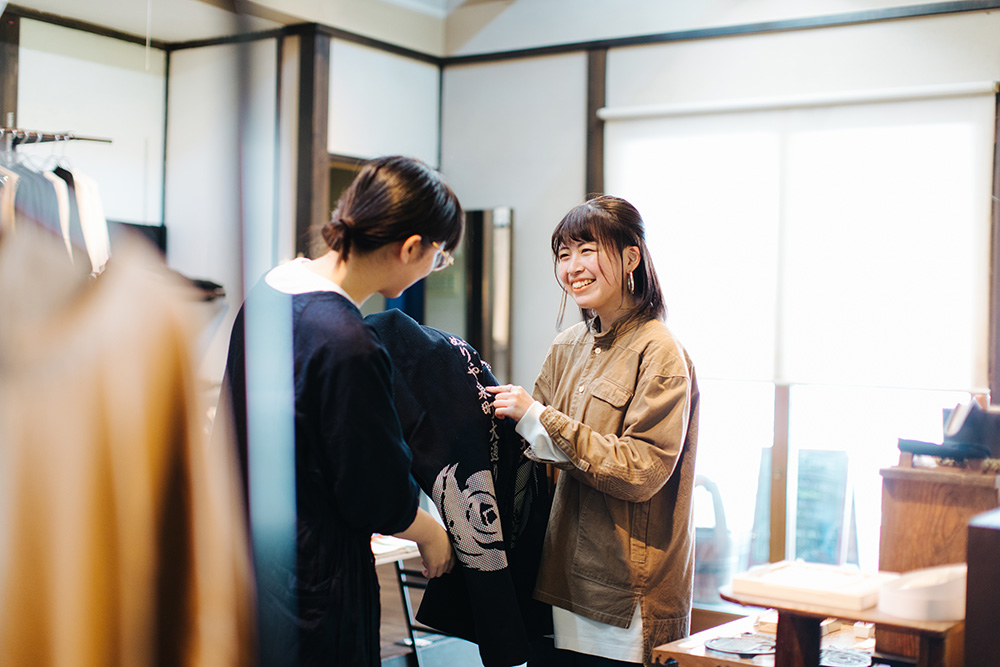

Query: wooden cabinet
left=876, top=464, right=1000, bottom=659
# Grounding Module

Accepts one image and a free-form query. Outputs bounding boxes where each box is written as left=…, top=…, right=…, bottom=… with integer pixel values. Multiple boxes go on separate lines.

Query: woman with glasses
left=220, top=155, right=461, bottom=666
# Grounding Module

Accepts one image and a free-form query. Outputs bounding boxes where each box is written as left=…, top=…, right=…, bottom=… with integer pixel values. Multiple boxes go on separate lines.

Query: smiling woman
left=489, top=195, right=699, bottom=665
left=550, top=195, right=665, bottom=332
left=556, top=238, right=637, bottom=325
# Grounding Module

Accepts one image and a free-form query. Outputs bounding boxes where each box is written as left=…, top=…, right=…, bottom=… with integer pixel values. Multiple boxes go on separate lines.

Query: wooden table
left=652, top=614, right=870, bottom=666
left=706, top=587, right=963, bottom=667
left=372, top=534, right=420, bottom=566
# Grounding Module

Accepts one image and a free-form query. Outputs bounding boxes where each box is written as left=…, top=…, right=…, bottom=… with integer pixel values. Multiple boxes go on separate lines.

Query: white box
left=877, top=564, right=966, bottom=621
left=731, top=561, right=899, bottom=610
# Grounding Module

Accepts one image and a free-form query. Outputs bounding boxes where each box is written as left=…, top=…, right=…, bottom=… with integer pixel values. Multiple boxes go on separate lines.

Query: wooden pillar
left=990, top=92, right=1000, bottom=400
left=0, top=10, right=18, bottom=129
left=295, top=24, right=330, bottom=257
left=770, top=384, right=790, bottom=562
left=585, top=49, right=605, bottom=198
left=775, top=611, right=821, bottom=667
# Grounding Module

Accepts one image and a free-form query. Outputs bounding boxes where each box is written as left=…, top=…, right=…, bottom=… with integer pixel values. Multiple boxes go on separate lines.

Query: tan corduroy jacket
left=530, top=316, right=699, bottom=665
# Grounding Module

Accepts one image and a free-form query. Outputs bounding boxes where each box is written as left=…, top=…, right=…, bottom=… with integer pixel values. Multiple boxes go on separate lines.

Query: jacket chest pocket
left=583, top=377, right=633, bottom=433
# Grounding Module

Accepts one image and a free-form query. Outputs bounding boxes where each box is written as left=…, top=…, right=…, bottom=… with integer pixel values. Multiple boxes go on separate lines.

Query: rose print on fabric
left=432, top=464, right=508, bottom=572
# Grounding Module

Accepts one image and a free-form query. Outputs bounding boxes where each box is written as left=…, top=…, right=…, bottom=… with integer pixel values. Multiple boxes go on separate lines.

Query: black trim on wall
left=328, top=153, right=368, bottom=169
left=142, top=22, right=441, bottom=65
left=585, top=49, right=606, bottom=198
left=161, top=51, right=171, bottom=229
left=5, top=3, right=169, bottom=50
left=273, top=34, right=284, bottom=265
left=165, top=26, right=287, bottom=52
left=436, top=65, right=445, bottom=168
left=312, top=23, right=439, bottom=66
left=8, top=1, right=998, bottom=70
left=295, top=24, right=330, bottom=257
left=0, top=12, right=19, bottom=129
left=990, top=91, right=1000, bottom=400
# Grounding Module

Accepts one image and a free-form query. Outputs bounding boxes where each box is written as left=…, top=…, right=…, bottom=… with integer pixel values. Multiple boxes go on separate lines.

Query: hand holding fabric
left=486, top=384, right=533, bottom=423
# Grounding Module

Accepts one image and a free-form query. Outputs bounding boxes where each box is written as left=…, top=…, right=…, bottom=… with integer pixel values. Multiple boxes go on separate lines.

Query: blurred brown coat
left=0, top=226, right=255, bottom=666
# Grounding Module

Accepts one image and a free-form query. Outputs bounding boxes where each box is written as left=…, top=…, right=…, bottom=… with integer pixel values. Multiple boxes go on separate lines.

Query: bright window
left=605, top=88, right=994, bottom=608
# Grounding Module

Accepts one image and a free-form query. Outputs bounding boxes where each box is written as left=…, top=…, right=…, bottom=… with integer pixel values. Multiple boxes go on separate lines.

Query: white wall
left=605, top=11, right=1000, bottom=108
left=445, top=0, right=972, bottom=56
left=440, top=53, right=588, bottom=388
left=255, top=0, right=445, bottom=56
left=440, top=8, right=1000, bottom=393
left=164, top=39, right=284, bottom=385
left=16, top=20, right=166, bottom=225
left=328, top=39, right=440, bottom=166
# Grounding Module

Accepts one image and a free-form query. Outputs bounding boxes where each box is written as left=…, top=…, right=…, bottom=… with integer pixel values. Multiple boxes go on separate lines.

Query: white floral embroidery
left=432, top=465, right=508, bottom=572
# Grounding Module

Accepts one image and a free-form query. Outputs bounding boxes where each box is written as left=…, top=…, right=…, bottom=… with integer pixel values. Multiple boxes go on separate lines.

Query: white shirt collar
left=264, top=257, right=359, bottom=308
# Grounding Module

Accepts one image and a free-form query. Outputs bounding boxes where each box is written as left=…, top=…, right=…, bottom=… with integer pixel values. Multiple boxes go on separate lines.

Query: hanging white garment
left=42, top=170, right=72, bottom=261
left=0, top=165, right=18, bottom=234
left=71, top=169, right=111, bottom=274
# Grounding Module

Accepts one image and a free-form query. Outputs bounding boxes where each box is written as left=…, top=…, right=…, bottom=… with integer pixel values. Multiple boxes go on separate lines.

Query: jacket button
left=578, top=385, right=585, bottom=393
left=594, top=348, right=601, bottom=354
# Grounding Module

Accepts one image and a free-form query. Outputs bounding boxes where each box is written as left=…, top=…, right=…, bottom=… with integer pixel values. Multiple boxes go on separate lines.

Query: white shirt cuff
left=515, top=401, right=570, bottom=463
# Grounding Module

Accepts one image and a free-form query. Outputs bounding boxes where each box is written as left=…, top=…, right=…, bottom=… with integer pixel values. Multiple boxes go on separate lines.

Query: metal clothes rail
left=0, top=127, right=112, bottom=151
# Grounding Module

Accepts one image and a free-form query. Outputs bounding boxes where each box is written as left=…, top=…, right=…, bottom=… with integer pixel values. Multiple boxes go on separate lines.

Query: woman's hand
left=393, top=508, right=455, bottom=578
left=486, top=384, right=533, bottom=422
left=415, top=523, right=455, bottom=579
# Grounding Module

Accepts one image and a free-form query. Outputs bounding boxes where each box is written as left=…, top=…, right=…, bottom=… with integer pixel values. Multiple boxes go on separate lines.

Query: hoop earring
left=627, top=271, right=635, bottom=294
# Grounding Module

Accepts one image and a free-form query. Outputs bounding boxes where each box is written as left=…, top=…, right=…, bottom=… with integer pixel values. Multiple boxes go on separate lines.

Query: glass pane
left=781, top=97, right=993, bottom=391
left=692, top=379, right=774, bottom=609
left=787, top=385, right=970, bottom=572
left=605, top=116, right=781, bottom=381
left=424, top=235, right=468, bottom=336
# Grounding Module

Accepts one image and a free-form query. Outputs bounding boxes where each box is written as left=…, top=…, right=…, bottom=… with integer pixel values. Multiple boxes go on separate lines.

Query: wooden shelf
left=717, top=587, right=956, bottom=636
left=880, top=465, right=1000, bottom=488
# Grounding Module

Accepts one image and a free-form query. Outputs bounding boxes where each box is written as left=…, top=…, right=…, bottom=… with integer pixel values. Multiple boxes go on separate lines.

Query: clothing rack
left=0, top=128, right=114, bottom=273
left=0, top=127, right=113, bottom=152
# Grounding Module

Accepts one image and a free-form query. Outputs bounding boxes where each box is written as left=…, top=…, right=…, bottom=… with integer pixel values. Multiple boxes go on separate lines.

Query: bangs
left=550, top=203, right=615, bottom=256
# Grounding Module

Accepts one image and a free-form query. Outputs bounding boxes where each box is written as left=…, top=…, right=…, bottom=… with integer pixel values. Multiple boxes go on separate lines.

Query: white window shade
left=605, top=87, right=995, bottom=391
left=606, top=115, right=781, bottom=381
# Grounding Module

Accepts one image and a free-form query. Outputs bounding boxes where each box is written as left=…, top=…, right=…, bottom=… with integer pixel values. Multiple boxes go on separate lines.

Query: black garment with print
left=367, top=309, right=553, bottom=667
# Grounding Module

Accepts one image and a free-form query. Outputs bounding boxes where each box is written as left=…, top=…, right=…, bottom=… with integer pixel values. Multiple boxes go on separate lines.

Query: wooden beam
left=295, top=24, right=330, bottom=257
left=989, top=91, right=1000, bottom=399
left=5, top=4, right=167, bottom=50
left=0, top=11, right=19, bottom=129
left=770, top=383, right=790, bottom=563
left=585, top=49, right=606, bottom=198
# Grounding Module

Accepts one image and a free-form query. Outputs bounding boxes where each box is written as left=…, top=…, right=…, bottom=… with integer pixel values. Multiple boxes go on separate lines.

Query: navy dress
left=221, top=283, right=420, bottom=666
